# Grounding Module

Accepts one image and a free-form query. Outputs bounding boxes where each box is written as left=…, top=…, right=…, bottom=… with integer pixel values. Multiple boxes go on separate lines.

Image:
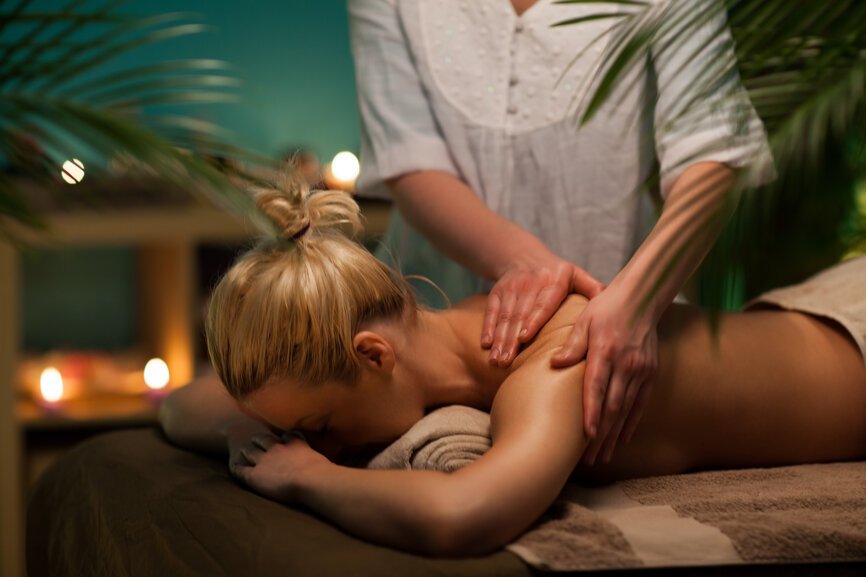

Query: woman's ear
left=353, top=331, right=396, bottom=375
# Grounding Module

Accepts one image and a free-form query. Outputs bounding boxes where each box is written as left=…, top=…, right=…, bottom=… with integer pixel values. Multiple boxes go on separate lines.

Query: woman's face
left=244, top=375, right=426, bottom=462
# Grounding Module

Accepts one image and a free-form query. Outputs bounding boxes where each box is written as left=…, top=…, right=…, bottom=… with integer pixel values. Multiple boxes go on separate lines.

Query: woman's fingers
left=229, top=459, right=250, bottom=480
left=240, top=446, right=264, bottom=466
left=251, top=433, right=280, bottom=451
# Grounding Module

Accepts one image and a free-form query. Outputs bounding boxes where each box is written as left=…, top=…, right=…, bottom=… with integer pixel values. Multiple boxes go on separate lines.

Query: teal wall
left=24, top=1, right=361, bottom=350
left=119, top=0, right=361, bottom=160
left=22, top=248, right=137, bottom=351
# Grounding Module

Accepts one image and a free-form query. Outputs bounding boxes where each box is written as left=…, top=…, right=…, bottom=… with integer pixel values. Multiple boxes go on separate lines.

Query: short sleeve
left=348, top=0, right=459, bottom=199
left=651, top=0, right=775, bottom=199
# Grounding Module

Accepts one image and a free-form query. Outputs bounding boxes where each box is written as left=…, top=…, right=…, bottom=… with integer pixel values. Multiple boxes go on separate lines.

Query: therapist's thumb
left=571, top=266, right=605, bottom=299
left=551, top=317, right=589, bottom=368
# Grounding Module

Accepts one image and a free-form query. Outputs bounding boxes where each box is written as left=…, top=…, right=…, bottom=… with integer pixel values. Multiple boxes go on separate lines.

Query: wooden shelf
left=17, top=395, right=160, bottom=432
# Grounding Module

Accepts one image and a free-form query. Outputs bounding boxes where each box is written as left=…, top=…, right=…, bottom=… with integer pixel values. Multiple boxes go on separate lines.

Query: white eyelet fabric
left=349, top=0, right=773, bottom=294
left=418, top=0, right=607, bottom=133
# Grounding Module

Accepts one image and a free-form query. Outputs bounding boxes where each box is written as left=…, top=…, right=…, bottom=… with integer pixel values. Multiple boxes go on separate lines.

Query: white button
left=515, top=22, right=524, bottom=33
left=507, top=105, right=518, bottom=115
left=509, top=75, right=519, bottom=86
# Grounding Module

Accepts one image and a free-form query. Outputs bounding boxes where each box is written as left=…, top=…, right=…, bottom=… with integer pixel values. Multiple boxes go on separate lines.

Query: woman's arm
left=235, top=331, right=587, bottom=557
left=159, top=373, right=273, bottom=455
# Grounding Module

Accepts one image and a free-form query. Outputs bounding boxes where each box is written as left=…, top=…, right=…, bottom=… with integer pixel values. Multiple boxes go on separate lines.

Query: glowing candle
left=330, top=151, right=360, bottom=183
left=143, top=358, right=170, bottom=390
left=40, top=367, right=64, bottom=403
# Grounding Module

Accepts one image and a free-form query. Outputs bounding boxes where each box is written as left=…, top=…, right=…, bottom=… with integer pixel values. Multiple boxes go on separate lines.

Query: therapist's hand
left=551, top=282, right=658, bottom=464
left=482, top=256, right=604, bottom=367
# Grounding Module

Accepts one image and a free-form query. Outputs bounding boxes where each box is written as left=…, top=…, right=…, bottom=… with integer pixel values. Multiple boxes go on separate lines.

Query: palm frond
left=1, top=1, right=268, bottom=241
left=561, top=0, right=866, bottom=307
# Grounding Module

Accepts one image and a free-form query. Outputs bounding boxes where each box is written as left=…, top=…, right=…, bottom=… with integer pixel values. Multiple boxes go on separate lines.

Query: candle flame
left=144, top=358, right=170, bottom=390
left=330, top=151, right=360, bottom=183
left=40, top=367, right=64, bottom=402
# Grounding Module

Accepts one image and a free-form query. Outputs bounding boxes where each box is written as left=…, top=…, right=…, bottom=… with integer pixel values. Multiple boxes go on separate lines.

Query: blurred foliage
left=560, top=0, right=866, bottom=307
left=0, top=0, right=263, bottom=244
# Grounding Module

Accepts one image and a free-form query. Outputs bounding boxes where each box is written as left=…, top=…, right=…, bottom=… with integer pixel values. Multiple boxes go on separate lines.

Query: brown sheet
left=26, top=428, right=527, bottom=577
left=26, top=429, right=866, bottom=577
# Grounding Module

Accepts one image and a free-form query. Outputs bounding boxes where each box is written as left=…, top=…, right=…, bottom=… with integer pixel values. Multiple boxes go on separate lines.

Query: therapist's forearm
left=615, top=161, right=738, bottom=321
left=388, top=170, right=554, bottom=281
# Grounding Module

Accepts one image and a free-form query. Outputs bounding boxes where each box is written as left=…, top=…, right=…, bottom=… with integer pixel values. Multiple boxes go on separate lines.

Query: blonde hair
left=206, top=173, right=415, bottom=399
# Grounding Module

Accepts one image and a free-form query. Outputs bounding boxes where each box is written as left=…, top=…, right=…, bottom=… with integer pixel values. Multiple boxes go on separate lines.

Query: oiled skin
left=161, top=294, right=866, bottom=556
left=451, top=294, right=866, bottom=483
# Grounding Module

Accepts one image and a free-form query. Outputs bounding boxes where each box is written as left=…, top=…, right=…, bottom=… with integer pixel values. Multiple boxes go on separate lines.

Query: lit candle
left=329, top=151, right=360, bottom=189
left=144, top=358, right=170, bottom=390
left=40, top=367, right=64, bottom=403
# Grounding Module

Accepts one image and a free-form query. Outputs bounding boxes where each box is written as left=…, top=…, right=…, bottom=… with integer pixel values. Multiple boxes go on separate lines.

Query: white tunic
left=349, top=0, right=773, bottom=297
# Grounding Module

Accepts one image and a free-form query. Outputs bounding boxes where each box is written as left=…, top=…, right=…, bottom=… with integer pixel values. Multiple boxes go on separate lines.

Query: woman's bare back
left=445, top=295, right=866, bottom=482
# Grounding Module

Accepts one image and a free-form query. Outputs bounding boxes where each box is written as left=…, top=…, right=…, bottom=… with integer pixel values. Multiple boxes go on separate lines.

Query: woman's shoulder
left=451, top=293, right=588, bottom=323
left=450, top=293, right=589, bottom=371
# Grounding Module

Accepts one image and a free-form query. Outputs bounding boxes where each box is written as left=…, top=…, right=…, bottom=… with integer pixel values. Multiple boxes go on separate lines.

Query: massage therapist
left=348, top=0, right=774, bottom=463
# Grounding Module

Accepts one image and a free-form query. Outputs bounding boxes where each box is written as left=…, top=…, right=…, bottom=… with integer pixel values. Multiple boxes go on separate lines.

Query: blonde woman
left=160, top=181, right=866, bottom=557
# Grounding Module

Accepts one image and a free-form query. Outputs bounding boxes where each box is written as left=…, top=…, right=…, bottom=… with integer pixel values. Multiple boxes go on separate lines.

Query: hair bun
left=255, top=172, right=362, bottom=243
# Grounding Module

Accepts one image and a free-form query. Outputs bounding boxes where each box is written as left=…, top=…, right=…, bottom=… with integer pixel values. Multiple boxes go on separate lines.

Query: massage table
left=26, top=424, right=866, bottom=577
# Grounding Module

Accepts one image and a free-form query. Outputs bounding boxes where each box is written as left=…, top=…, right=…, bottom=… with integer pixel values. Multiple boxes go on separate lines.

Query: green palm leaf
left=1, top=1, right=266, bottom=242
left=561, top=0, right=866, bottom=306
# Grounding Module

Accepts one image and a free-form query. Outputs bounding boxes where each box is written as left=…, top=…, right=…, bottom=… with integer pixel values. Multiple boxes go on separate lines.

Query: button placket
left=506, top=20, right=524, bottom=125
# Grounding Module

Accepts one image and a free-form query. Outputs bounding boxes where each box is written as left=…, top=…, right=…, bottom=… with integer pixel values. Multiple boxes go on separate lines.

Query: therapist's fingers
left=489, top=291, right=519, bottom=365
left=584, top=363, right=624, bottom=465
left=495, top=289, right=544, bottom=366
left=521, top=284, right=568, bottom=345
left=601, top=378, right=641, bottom=463
left=481, top=292, right=502, bottom=349
left=622, top=380, right=652, bottom=444
left=581, top=343, right=611, bottom=443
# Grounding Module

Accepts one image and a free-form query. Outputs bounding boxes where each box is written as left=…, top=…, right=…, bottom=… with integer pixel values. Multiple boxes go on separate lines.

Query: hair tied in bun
left=290, top=221, right=311, bottom=241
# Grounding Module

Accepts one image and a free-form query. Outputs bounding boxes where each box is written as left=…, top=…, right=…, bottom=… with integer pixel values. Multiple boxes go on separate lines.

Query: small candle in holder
left=144, top=358, right=170, bottom=391
left=39, top=367, right=64, bottom=405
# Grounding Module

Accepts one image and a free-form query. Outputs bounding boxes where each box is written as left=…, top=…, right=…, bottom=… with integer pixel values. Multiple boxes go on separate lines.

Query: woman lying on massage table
left=160, top=178, right=866, bottom=558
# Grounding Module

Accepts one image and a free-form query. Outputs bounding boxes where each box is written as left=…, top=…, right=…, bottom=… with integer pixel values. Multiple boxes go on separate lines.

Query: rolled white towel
left=366, top=405, right=491, bottom=473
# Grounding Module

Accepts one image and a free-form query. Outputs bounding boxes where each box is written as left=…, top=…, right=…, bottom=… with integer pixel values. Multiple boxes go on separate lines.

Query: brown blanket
left=27, top=428, right=528, bottom=577
left=369, top=406, right=866, bottom=571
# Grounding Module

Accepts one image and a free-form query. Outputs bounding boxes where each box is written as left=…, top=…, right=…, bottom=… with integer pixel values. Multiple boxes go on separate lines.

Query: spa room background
left=3, top=1, right=866, bottom=577
left=0, top=2, right=376, bottom=576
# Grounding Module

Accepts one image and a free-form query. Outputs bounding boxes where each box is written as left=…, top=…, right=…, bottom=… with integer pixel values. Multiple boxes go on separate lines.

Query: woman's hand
left=482, top=257, right=604, bottom=367
left=229, top=431, right=331, bottom=503
left=551, top=283, right=658, bottom=465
